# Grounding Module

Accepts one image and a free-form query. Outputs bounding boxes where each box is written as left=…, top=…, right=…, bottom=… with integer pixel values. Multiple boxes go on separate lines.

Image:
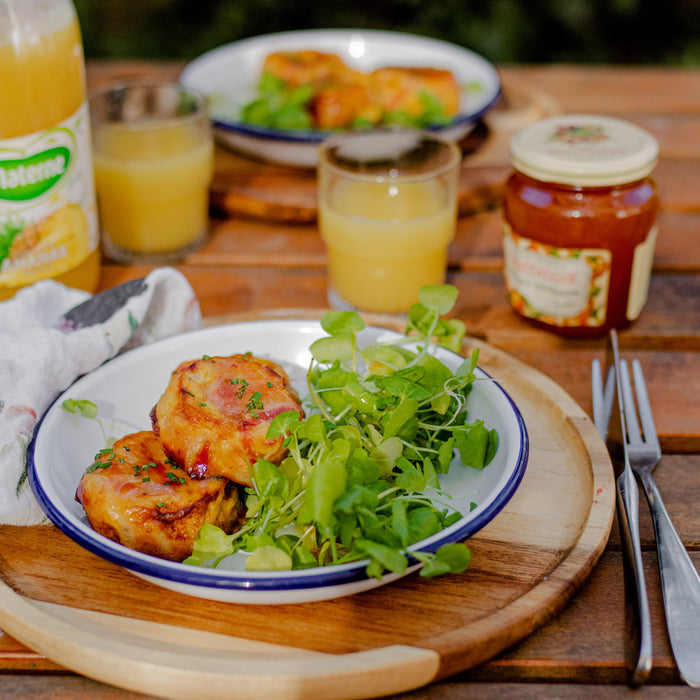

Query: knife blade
left=601, top=329, right=653, bottom=687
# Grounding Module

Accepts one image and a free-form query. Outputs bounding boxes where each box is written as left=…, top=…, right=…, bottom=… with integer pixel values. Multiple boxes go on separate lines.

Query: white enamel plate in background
left=29, top=320, right=527, bottom=605
left=179, top=29, right=502, bottom=167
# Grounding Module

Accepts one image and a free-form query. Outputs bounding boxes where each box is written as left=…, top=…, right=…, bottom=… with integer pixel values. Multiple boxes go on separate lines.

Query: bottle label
left=503, top=225, right=612, bottom=327
left=0, top=102, right=98, bottom=288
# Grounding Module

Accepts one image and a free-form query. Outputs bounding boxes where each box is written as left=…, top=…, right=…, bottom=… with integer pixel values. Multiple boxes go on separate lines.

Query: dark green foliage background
left=74, top=0, right=700, bottom=65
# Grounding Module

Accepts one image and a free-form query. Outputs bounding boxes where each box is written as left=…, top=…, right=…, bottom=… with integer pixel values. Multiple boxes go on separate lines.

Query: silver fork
left=593, top=353, right=652, bottom=687
left=619, top=355, right=700, bottom=687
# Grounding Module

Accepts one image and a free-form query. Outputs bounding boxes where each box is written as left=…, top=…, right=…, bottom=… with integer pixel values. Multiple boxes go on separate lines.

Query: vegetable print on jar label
left=502, top=114, right=659, bottom=338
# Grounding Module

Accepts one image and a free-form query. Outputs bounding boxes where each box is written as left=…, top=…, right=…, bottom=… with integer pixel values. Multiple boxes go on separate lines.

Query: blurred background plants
left=74, top=0, right=700, bottom=65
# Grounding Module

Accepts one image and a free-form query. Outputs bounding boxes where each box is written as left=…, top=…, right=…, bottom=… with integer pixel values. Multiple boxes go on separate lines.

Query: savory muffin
left=151, top=354, right=303, bottom=487
left=76, top=431, right=242, bottom=561
left=368, top=67, right=460, bottom=119
left=262, top=49, right=364, bottom=90
left=310, top=83, right=382, bottom=129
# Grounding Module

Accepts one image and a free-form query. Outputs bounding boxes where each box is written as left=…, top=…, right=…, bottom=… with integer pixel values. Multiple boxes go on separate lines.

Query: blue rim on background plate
left=28, top=320, right=528, bottom=604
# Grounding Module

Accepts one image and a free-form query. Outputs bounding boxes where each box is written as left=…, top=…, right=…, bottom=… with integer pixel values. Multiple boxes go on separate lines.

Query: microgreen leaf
left=310, top=334, right=355, bottom=363
left=369, top=437, right=403, bottom=476
left=245, top=545, right=293, bottom=571
left=320, top=311, right=365, bottom=336
left=454, top=420, right=495, bottom=469
left=302, top=439, right=349, bottom=533
left=183, top=523, right=236, bottom=567
left=251, top=459, right=288, bottom=500
left=418, top=284, right=459, bottom=315
left=61, top=398, right=98, bottom=419
left=355, top=539, right=408, bottom=578
left=266, top=409, right=301, bottom=439
left=415, top=543, right=471, bottom=578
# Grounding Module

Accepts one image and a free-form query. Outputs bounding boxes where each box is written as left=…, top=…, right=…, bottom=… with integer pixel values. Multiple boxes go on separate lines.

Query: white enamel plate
left=180, top=29, right=501, bottom=167
left=29, top=320, right=527, bottom=604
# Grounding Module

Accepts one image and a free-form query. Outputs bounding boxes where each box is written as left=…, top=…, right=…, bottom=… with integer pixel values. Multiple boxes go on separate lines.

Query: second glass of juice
left=90, top=80, right=213, bottom=264
left=318, top=130, right=461, bottom=314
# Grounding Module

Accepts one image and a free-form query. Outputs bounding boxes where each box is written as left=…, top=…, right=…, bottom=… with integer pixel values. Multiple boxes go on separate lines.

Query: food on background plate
left=241, top=49, right=461, bottom=130
left=76, top=431, right=243, bottom=561
left=151, top=354, right=303, bottom=486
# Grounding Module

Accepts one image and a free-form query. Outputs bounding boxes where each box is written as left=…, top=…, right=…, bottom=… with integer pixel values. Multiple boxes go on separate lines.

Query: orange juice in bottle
left=0, top=0, right=99, bottom=300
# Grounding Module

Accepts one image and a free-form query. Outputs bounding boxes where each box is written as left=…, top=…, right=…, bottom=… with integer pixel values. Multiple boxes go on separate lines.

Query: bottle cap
left=509, top=114, right=659, bottom=187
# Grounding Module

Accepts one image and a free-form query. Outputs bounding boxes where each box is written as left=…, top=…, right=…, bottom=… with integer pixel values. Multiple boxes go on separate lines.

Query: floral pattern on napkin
left=0, top=267, right=201, bottom=525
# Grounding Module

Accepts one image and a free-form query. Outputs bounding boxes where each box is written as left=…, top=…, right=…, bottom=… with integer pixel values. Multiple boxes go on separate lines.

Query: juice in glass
left=318, top=131, right=460, bottom=314
left=90, top=82, right=213, bottom=264
left=0, top=0, right=99, bottom=300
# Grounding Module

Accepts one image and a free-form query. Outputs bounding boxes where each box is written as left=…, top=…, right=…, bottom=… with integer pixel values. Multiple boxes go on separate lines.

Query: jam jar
left=502, top=114, right=659, bottom=338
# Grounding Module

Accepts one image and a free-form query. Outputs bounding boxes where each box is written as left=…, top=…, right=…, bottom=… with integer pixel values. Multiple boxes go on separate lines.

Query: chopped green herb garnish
left=244, top=391, right=264, bottom=415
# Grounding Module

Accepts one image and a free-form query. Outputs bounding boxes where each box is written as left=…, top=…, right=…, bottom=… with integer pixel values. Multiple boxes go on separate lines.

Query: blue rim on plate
left=27, top=320, right=528, bottom=597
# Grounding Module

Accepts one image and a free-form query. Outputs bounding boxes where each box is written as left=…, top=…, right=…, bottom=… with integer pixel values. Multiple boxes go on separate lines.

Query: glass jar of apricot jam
left=502, top=114, right=659, bottom=338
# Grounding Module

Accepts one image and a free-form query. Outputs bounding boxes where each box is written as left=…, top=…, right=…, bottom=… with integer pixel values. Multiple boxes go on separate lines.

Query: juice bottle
left=0, top=0, right=99, bottom=300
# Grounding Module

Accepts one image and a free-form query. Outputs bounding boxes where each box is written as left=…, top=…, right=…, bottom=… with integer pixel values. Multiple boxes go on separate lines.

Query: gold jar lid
left=509, top=114, right=659, bottom=187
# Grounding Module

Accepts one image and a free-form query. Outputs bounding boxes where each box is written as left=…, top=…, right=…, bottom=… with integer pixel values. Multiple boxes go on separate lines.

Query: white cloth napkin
left=0, top=267, right=202, bottom=525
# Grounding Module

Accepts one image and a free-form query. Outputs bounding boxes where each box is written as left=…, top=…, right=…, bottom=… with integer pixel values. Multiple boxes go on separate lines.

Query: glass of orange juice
left=318, top=130, right=461, bottom=314
left=89, top=80, right=213, bottom=264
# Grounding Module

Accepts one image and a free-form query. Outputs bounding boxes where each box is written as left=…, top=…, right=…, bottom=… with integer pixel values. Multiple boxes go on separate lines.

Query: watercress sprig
left=188, top=284, right=498, bottom=580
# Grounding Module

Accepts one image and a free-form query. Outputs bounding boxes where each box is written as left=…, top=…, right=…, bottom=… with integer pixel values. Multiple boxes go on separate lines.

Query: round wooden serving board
left=0, top=310, right=614, bottom=700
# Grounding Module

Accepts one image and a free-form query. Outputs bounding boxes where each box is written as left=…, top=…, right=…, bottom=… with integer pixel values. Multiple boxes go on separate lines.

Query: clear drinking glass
left=318, top=129, right=461, bottom=314
left=90, top=80, right=213, bottom=265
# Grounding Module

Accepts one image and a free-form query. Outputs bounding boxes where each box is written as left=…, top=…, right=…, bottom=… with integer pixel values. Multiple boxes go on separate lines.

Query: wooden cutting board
left=209, top=75, right=561, bottom=223
left=0, top=310, right=614, bottom=700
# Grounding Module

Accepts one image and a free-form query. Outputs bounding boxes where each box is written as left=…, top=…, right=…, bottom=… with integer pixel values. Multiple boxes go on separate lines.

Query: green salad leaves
left=186, top=285, right=498, bottom=579
left=239, top=71, right=453, bottom=131
left=240, top=72, right=315, bottom=130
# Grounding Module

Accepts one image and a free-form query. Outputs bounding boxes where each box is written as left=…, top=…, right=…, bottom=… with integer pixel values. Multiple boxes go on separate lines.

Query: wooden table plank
left=2, top=677, right=700, bottom=700
left=201, top=204, right=700, bottom=273
left=497, top=66, right=700, bottom=115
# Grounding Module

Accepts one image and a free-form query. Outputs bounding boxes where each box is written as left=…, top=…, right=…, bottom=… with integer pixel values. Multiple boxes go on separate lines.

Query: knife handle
left=616, top=465, right=653, bottom=687
left=637, top=468, right=700, bottom=687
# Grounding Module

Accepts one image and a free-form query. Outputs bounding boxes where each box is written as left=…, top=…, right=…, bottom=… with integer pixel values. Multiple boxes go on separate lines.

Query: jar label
left=0, top=102, right=98, bottom=288
left=627, top=225, right=657, bottom=321
left=503, top=225, right=612, bottom=327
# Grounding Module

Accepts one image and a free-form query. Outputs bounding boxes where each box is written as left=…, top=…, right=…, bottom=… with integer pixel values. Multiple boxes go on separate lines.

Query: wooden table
left=1, top=60, right=700, bottom=698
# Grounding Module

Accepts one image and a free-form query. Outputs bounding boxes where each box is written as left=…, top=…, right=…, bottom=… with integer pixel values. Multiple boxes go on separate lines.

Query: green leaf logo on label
left=0, top=146, right=71, bottom=202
